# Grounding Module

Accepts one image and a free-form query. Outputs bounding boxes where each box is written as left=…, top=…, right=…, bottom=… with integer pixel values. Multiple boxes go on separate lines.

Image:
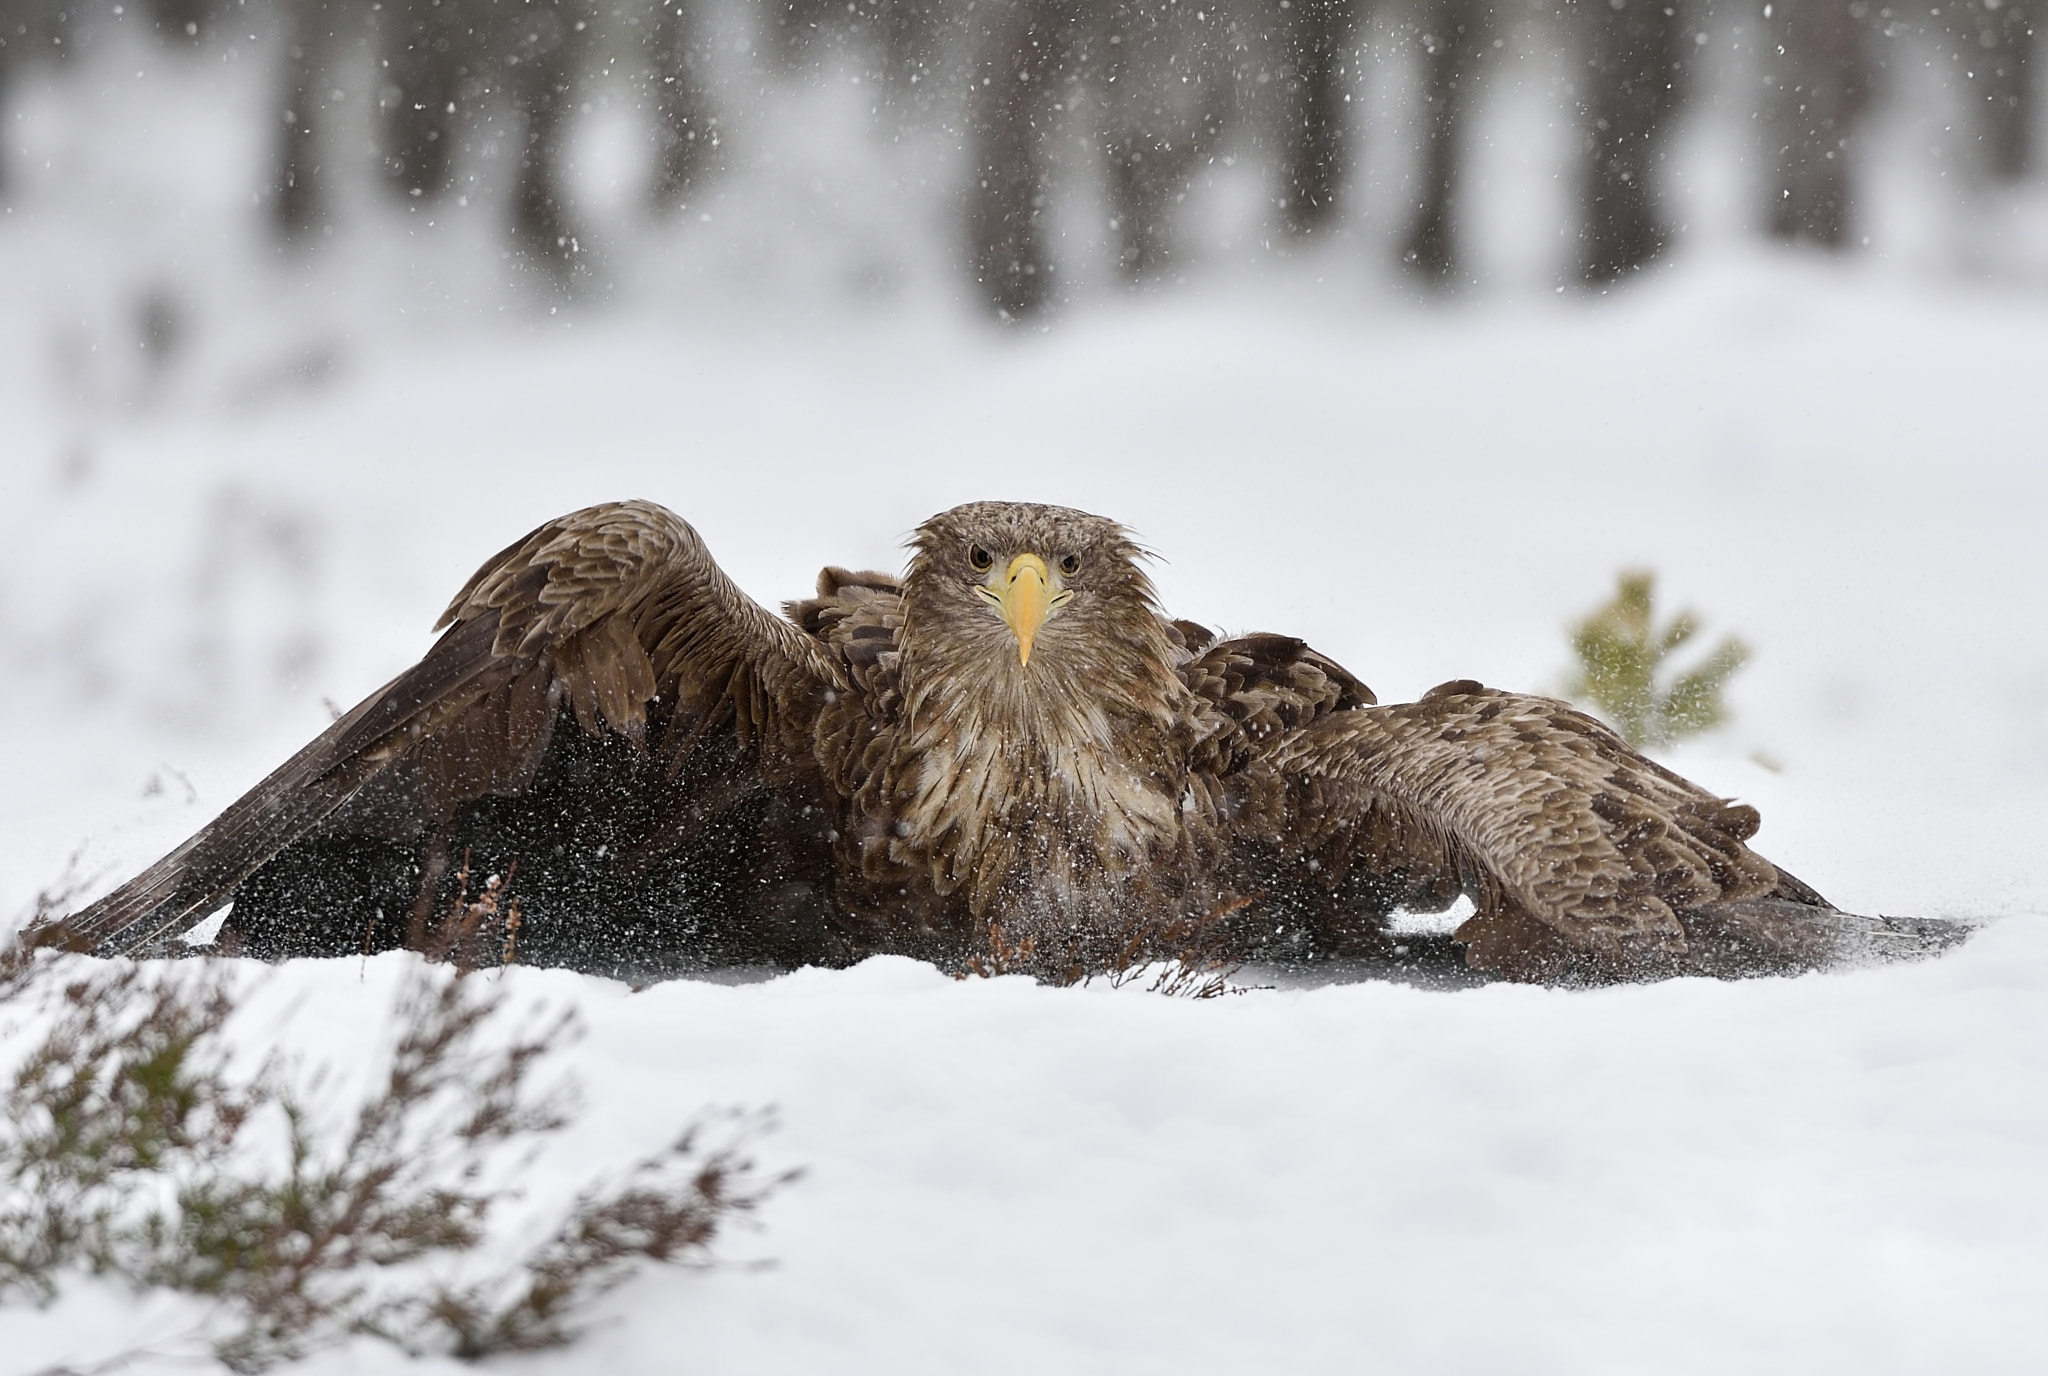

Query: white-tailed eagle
left=48, top=501, right=1956, bottom=982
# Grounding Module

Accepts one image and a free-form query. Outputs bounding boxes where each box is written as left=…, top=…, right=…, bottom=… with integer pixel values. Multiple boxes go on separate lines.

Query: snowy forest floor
left=2, top=254, right=2047, bottom=1373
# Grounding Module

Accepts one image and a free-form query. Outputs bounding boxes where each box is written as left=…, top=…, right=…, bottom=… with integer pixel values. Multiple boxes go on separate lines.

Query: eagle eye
left=968, top=544, right=995, bottom=572
left=1058, top=554, right=1081, bottom=577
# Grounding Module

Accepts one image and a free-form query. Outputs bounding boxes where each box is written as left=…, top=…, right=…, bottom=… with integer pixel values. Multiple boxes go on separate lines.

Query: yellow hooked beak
left=974, top=552, right=1071, bottom=666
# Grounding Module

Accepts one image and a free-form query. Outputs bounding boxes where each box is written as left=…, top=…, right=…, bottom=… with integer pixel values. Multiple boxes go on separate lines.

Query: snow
left=6, top=267, right=2048, bottom=1372
left=5, top=21, right=2048, bottom=1375
left=7, top=924, right=2047, bottom=1374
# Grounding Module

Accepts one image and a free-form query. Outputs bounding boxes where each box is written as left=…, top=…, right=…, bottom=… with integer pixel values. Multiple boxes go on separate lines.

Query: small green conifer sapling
left=1563, top=570, right=1750, bottom=749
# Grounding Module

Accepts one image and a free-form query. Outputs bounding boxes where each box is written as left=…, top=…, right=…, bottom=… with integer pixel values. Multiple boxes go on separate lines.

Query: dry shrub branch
left=1093, top=895, right=1257, bottom=1000
left=0, top=951, right=790, bottom=1372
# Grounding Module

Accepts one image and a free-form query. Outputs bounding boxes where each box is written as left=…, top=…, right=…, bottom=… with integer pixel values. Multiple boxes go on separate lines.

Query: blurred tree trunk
left=1942, top=0, right=2036, bottom=179
left=150, top=0, right=214, bottom=42
left=1761, top=0, right=1871, bottom=245
left=648, top=0, right=716, bottom=208
left=506, top=6, right=587, bottom=272
left=378, top=1, right=464, bottom=202
left=967, top=0, right=1080, bottom=318
left=875, top=0, right=947, bottom=94
left=0, top=29, right=11, bottom=196
left=1, top=0, right=79, bottom=192
left=1573, top=0, right=1690, bottom=282
left=967, top=0, right=1232, bottom=318
left=273, top=0, right=365, bottom=237
left=271, top=0, right=593, bottom=278
left=1403, top=0, right=1496, bottom=281
left=1275, top=0, right=1365, bottom=237
left=1098, top=0, right=1233, bottom=278
left=771, top=0, right=944, bottom=93
left=771, top=0, right=840, bottom=64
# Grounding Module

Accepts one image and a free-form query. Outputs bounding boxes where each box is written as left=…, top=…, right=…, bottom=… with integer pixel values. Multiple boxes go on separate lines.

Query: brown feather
left=59, top=502, right=844, bottom=955
left=1265, top=686, right=1797, bottom=979
left=53, top=499, right=1955, bottom=984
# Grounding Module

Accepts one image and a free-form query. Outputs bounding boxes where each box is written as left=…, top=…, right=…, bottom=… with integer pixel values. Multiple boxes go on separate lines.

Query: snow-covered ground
left=5, top=19, right=2048, bottom=1372
left=4, top=261, right=2046, bottom=1375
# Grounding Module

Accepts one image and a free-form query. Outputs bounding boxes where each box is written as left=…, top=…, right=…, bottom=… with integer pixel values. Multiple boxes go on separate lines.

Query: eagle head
left=901, top=501, right=1164, bottom=678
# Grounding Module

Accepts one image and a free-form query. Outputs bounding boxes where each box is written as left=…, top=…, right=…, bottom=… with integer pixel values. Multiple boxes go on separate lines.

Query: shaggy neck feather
left=888, top=592, right=1191, bottom=910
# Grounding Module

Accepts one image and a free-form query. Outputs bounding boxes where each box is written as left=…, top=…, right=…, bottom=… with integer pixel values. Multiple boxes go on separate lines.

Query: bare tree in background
left=380, top=0, right=596, bottom=268
left=647, top=0, right=719, bottom=207
left=1761, top=0, right=2035, bottom=248
left=1572, top=0, right=1692, bottom=281
left=273, top=0, right=363, bottom=236
left=1098, top=0, right=1236, bottom=277
left=1398, top=0, right=1694, bottom=287
left=968, top=0, right=1237, bottom=318
left=1918, top=0, right=2036, bottom=180
left=150, top=0, right=218, bottom=43
left=0, top=2, right=17, bottom=193
left=1272, top=0, right=1367, bottom=236
left=1399, top=0, right=1501, bottom=280
left=5, top=0, right=2034, bottom=313
left=273, top=0, right=597, bottom=275
left=1959, top=0, right=2038, bottom=179
left=964, top=0, right=1712, bottom=309
left=967, top=0, right=1088, bottom=317
left=770, top=0, right=947, bottom=97
left=1760, top=0, right=1871, bottom=243
left=0, top=0, right=77, bottom=193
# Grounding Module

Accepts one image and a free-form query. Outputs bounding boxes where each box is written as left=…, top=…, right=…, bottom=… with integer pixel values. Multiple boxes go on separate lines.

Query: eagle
left=47, top=500, right=1954, bottom=983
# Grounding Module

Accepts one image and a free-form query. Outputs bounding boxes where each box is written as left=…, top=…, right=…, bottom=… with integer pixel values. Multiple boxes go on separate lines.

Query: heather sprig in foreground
left=0, top=947, right=791, bottom=1372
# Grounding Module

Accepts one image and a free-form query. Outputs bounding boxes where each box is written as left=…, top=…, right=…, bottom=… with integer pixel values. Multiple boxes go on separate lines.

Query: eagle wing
left=51, top=501, right=848, bottom=957
left=1252, top=679, right=1945, bottom=980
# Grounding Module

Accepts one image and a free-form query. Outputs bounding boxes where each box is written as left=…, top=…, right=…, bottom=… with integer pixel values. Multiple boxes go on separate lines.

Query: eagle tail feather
left=1671, top=898, right=1972, bottom=977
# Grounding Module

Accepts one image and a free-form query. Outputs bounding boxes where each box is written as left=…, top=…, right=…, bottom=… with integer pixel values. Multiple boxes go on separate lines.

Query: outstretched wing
left=1175, top=631, right=1377, bottom=754
left=1257, top=680, right=1938, bottom=981
left=50, top=502, right=848, bottom=957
